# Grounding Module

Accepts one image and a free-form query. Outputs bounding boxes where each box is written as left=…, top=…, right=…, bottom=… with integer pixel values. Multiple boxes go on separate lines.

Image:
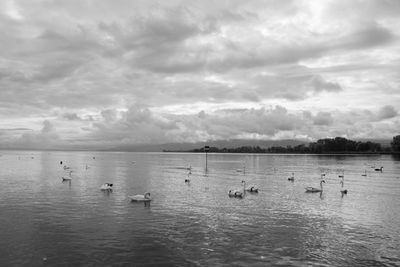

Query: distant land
left=0, top=138, right=394, bottom=152
left=107, top=138, right=392, bottom=152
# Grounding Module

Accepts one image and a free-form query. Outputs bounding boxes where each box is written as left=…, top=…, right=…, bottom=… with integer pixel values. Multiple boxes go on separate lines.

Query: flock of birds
left=59, top=159, right=385, bottom=204
left=60, top=160, right=152, bottom=205
left=226, top=164, right=384, bottom=199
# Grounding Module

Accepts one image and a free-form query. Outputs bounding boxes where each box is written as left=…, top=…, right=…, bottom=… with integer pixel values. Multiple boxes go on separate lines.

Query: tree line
left=184, top=135, right=400, bottom=154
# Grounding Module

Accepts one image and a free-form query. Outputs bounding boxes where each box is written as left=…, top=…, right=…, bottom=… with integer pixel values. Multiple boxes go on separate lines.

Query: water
left=0, top=151, right=399, bottom=266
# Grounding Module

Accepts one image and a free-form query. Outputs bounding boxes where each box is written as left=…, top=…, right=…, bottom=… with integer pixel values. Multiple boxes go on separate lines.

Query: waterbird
left=340, top=180, right=348, bottom=195
left=100, top=183, right=113, bottom=190
left=288, top=172, right=294, bottom=181
left=62, top=170, right=73, bottom=181
left=361, top=170, right=367, bottom=177
left=228, top=181, right=245, bottom=198
left=129, top=192, right=151, bottom=202
left=185, top=171, right=191, bottom=183
left=305, top=180, right=325, bottom=193
left=374, top=167, right=383, bottom=172
left=242, top=180, right=259, bottom=193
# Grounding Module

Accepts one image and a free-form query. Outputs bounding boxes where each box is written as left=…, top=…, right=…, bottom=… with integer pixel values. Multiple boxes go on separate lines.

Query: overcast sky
left=1, top=0, right=399, bottom=149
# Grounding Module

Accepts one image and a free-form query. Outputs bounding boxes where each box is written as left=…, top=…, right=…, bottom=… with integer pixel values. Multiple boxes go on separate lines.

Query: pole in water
left=204, top=145, right=210, bottom=172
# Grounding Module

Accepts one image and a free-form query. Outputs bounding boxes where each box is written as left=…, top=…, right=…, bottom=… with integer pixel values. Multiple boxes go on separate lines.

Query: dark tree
left=392, top=135, right=400, bottom=152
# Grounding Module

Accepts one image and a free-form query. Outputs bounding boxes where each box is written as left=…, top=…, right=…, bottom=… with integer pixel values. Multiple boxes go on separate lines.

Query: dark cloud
left=313, top=112, right=333, bottom=126
left=376, top=105, right=398, bottom=120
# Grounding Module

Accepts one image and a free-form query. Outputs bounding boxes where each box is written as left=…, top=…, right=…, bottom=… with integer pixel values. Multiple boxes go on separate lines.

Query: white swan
left=288, top=172, right=294, bottom=181
left=340, top=180, right=348, bottom=195
left=361, top=169, right=367, bottom=177
left=228, top=181, right=245, bottom=198
left=185, top=172, right=191, bottom=183
left=305, top=180, right=325, bottom=193
left=100, top=183, right=113, bottom=190
left=374, top=167, right=383, bottom=172
left=129, top=192, right=151, bottom=202
left=62, top=170, right=73, bottom=181
left=242, top=180, right=259, bottom=193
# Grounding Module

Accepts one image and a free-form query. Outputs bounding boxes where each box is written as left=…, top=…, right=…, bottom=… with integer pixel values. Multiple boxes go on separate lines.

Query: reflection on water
left=0, top=151, right=399, bottom=266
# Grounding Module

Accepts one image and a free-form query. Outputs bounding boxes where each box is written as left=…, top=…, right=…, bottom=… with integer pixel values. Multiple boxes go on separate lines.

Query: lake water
left=0, top=151, right=399, bottom=266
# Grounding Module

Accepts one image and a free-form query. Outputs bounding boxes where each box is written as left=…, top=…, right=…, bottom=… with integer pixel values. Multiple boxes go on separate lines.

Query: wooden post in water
left=204, top=145, right=210, bottom=173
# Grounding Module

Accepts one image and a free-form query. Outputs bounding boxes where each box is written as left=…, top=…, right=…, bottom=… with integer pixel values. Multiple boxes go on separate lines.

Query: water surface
left=0, top=151, right=399, bottom=266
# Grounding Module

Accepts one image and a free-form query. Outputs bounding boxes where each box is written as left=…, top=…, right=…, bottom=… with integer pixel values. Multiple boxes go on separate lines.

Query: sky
left=0, top=0, right=399, bottom=149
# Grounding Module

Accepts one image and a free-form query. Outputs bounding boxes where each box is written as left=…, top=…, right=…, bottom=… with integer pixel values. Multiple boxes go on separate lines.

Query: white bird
left=340, top=180, right=348, bottom=195
left=288, top=172, right=294, bottom=181
left=305, top=180, right=325, bottom=193
left=185, top=171, right=191, bottom=183
left=129, top=192, right=151, bottom=202
left=374, top=167, right=383, bottom=172
left=228, top=181, right=245, bottom=198
left=100, top=183, right=113, bottom=190
left=361, top=169, right=367, bottom=177
left=62, top=170, right=73, bottom=181
left=242, top=180, right=259, bottom=193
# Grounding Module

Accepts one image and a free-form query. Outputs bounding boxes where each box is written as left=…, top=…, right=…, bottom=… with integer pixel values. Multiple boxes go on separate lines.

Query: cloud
left=1, top=0, right=400, bottom=148
left=313, top=112, right=334, bottom=126
left=376, top=105, right=398, bottom=120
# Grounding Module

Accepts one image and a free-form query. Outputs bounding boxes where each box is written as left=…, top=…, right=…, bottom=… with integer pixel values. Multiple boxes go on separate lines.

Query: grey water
left=0, top=151, right=399, bottom=266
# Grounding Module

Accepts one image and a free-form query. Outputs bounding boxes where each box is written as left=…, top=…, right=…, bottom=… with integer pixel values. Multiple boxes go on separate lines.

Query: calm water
left=0, top=151, right=399, bottom=266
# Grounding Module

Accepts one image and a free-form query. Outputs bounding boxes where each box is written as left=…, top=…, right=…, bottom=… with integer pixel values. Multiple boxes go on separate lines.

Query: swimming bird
left=305, top=180, right=325, bottom=193
left=100, top=183, right=113, bottom=190
left=288, top=172, right=294, bottom=181
left=129, top=192, right=151, bottom=202
left=185, top=171, right=191, bottom=183
left=374, top=167, right=383, bottom=172
left=361, top=170, right=367, bottom=177
left=62, top=176, right=72, bottom=182
left=340, top=180, right=348, bottom=195
left=242, top=180, right=259, bottom=193
left=62, top=170, right=73, bottom=181
left=228, top=181, right=245, bottom=198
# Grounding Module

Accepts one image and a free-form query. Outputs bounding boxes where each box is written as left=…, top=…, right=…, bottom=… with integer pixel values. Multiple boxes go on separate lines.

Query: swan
left=340, top=180, right=348, bottom=195
left=100, top=183, right=113, bottom=190
left=288, top=172, right=294, bottom=181
left=242, top=180, right=259, bottom=192
left=305, top=180, right=325, bottom=193
left=129, top=192, right=151, bottom=202
left=361, top=169, right=367, bottom=176
left=228, top=181, right=245, bottom=198
left=374, top=167, right=383, bottom=172
left=62, top=170, right=73, bottom=181
left=185, top=172, right=191, bottom=183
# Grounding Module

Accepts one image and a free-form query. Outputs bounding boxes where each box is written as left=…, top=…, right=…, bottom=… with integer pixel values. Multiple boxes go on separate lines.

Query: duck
left=305, top=180, right=325, bottom=193
left=374, top=167, right=383, bottom=172
left=242, top=180, right=259, bottom=193
left=100, top=183, right=113, bottom=190
left=288, top=172, right=294, bottom=181
left=129, top=192, right=151, bottom=202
